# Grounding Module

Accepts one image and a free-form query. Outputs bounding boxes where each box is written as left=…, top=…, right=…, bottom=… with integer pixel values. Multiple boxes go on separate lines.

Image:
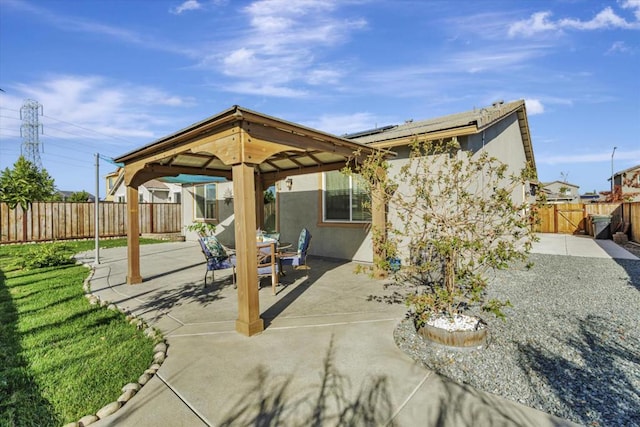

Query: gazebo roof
left=115, top=105, right=380, bottom=187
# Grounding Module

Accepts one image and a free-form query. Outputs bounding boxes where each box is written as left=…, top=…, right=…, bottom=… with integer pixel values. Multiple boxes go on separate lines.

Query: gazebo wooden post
left=232, top=163, right=264, bottom=336
left=126, top=185, right=142, bottom=284
left=255, top=177, right=265, bottom=230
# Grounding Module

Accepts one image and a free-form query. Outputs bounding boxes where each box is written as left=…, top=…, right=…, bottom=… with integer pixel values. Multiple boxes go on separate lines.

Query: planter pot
left=417, top=318, right=488, bottom=349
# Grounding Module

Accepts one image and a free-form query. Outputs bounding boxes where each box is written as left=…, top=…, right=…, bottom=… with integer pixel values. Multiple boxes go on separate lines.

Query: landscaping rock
left=153, top=351, right=165, bottom=364
left=78, top=415, right=98, bottom=426
left=122, top=382, right=140, bottom=393
left=96, top=401, right=121, bottom=419
left=107, top=303, right=118, bottom=311
left=118, top=389, right=137, bottom=403
left=138, top=373, right=152, bottom=385
left=144, top=368, right=156, bottom=375
left=150, top=363, right=161, bottom=371
left=144, top=327, right=156, bottom=338
left=88, top=297, right=99, bottom=305
left=153, top=342, right=167, bottom=354
left=99, top=299, right=108, bottom=307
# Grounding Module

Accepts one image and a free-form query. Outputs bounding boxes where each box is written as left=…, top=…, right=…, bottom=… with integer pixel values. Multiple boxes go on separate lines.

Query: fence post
left=150, top=204, right=154, bottom=234
left=22, top=207, right=28, bottom=242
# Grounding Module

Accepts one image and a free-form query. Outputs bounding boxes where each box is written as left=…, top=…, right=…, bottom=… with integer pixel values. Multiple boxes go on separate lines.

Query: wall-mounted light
left=285, top=177, right=293, bottom=191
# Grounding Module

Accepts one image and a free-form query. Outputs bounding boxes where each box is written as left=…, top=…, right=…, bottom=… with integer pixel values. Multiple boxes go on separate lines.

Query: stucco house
left=540, top=181, right=581, bottom=204
left=105, top=168, right=183, bottom=203
left=177, top=99, right=537, bottom=264
left=613, top=164, right=640, bottom=201
left=113, top=101, right=536, bottom=336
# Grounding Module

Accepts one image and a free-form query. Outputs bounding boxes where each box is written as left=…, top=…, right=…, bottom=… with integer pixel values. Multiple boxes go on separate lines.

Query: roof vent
left=404, top=119, right=413, bottom=124
left=492, top=100, right=504, bottom=107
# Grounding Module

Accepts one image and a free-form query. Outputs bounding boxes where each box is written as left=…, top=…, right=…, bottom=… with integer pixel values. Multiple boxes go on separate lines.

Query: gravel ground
left=393, top=253, right=640, bottom=427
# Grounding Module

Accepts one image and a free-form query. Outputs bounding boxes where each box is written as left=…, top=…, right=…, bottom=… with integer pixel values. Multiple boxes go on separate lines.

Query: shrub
left=19, top=243, right=75, bottom=269
left=355, top=138, right=540, bottom=325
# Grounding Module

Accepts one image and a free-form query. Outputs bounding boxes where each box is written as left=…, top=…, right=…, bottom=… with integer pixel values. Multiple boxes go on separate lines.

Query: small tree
left=0, top=156, right=57, bottom=210
left=68, top=190, right=92, bottom=202
left=356, top=139, right=539, bottom=326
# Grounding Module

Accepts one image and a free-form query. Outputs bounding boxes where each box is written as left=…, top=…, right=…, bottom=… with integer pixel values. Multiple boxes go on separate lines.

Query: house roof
left=143, top=179, right=169, bottom=190
left=614, top=164, right=640, bottom=176
left=541, top=180, right=580, bottom=188
left=114, top=105, right=382, bottom=187
left=348, top=99, right=535, bottom=170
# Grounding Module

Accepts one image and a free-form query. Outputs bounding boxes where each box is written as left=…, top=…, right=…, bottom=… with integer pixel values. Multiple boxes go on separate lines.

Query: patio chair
left=198, top=236, right=236, bottom=287
left=279, top=228, right=312, bottom=272
left=263, top=232, right=280, bottom=242
left=257, top=241, right=279, bottom=295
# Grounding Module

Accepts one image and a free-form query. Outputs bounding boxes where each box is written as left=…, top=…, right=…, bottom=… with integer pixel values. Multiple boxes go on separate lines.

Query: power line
left=0, top=106, right=139, bottom=146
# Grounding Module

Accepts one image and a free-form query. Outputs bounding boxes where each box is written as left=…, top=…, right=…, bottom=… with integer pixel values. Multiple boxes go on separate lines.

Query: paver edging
left=62, top=263, right=168, bottom=427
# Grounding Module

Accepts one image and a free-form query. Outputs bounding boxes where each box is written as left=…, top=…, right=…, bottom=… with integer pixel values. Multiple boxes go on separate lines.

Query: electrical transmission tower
left=20, top=99, right=44, bottom=169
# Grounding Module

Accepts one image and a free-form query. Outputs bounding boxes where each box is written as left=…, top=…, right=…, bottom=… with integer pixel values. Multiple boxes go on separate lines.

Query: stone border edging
left=62, top=262, right=168, bottom=427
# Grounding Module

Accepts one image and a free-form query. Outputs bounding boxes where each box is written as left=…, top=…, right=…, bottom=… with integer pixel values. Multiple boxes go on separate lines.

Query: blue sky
left=1, top=0, right=639, bottom=197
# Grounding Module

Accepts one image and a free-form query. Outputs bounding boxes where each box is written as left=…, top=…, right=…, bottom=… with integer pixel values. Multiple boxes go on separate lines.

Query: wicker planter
left=417, top=319, right=488, bottom=349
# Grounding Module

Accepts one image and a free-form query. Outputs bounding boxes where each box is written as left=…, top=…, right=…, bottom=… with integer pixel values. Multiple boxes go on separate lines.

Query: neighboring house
left=104, top=169, right=120, bottom=202
left=613, top=164, right=640, bottom=202
left=106, top=168, right=183, bottom=203
left=540, top=181, right=580, bottom=204
left=580, top=192, right=602, bottom=203
left=273, top=99, right=537, bottom=262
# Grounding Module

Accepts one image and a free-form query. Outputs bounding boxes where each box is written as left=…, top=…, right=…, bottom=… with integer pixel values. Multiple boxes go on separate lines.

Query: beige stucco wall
left=277, top=174, right=373, bottom=263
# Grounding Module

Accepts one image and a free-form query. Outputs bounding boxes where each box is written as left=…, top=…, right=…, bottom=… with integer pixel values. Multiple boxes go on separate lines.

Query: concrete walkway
left=531, top=233, right=638, bottom=260
left=78, top=234, right=637, bottom=427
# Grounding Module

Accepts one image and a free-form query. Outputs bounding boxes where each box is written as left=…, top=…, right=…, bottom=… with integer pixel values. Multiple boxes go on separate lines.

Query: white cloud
left=170, top=0, right=202, bottom=15
left=525, top=99, right=545, bottom=115
left=305, top=112, right=386, bottom=135
left=508, top=4, right=640, bottom=37
left=538, top=149, right=640, bottom=165
left=222, top=82, right=308, bottom=98
left=3, top=75, right=194, bottom=144
left=209, top=0, right=367, bottom=97
left=508, top=12, right=558, bottom=38
left=606, top=40, right=631, bottom=54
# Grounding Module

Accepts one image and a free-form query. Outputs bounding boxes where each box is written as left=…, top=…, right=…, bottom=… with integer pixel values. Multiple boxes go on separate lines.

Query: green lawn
left=0, top=239, right=163, bottom=426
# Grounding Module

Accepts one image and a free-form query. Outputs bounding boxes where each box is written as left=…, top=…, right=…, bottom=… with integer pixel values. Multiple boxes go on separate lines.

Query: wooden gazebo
left=114, top=106, right=385, bottom=336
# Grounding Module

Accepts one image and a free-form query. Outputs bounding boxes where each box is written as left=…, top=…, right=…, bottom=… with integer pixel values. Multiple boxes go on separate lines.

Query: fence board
left=625, top=202, right=640, bottom=243
left=536, top=203, right=625, bottom=236
left=0, top=202, right=181, bottom=243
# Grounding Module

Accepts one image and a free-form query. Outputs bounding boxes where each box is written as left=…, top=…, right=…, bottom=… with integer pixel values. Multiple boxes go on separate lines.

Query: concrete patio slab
left=82, top=238, right=594, bottom=427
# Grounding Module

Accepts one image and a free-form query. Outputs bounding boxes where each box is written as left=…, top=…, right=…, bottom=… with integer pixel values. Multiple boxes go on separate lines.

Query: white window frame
left=322, top=171, right=371, bottom=223
left=193, top=183, right=217, bottom=220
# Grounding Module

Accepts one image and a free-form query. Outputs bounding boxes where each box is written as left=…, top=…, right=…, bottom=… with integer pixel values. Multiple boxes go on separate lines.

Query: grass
left=0, top=238, right=164, bottom=426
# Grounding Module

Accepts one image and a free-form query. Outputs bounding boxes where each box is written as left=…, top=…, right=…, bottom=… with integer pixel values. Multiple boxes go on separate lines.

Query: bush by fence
left=0, top=202, right=182, bottom=244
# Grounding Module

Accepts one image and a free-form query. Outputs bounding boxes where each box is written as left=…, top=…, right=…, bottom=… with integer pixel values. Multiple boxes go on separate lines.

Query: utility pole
left=94, top=153, right=100, bottom=265
left=611, top=146, right=617, bottom=197
left=20, top=99, right=44, bottom=169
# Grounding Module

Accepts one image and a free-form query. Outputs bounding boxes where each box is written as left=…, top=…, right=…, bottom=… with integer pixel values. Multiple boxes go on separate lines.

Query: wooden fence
left=535, top=202, right=640, bottom=242
left=622, top=202, right=640, bottom=243
left=0, top=202, right=182, bottom=244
